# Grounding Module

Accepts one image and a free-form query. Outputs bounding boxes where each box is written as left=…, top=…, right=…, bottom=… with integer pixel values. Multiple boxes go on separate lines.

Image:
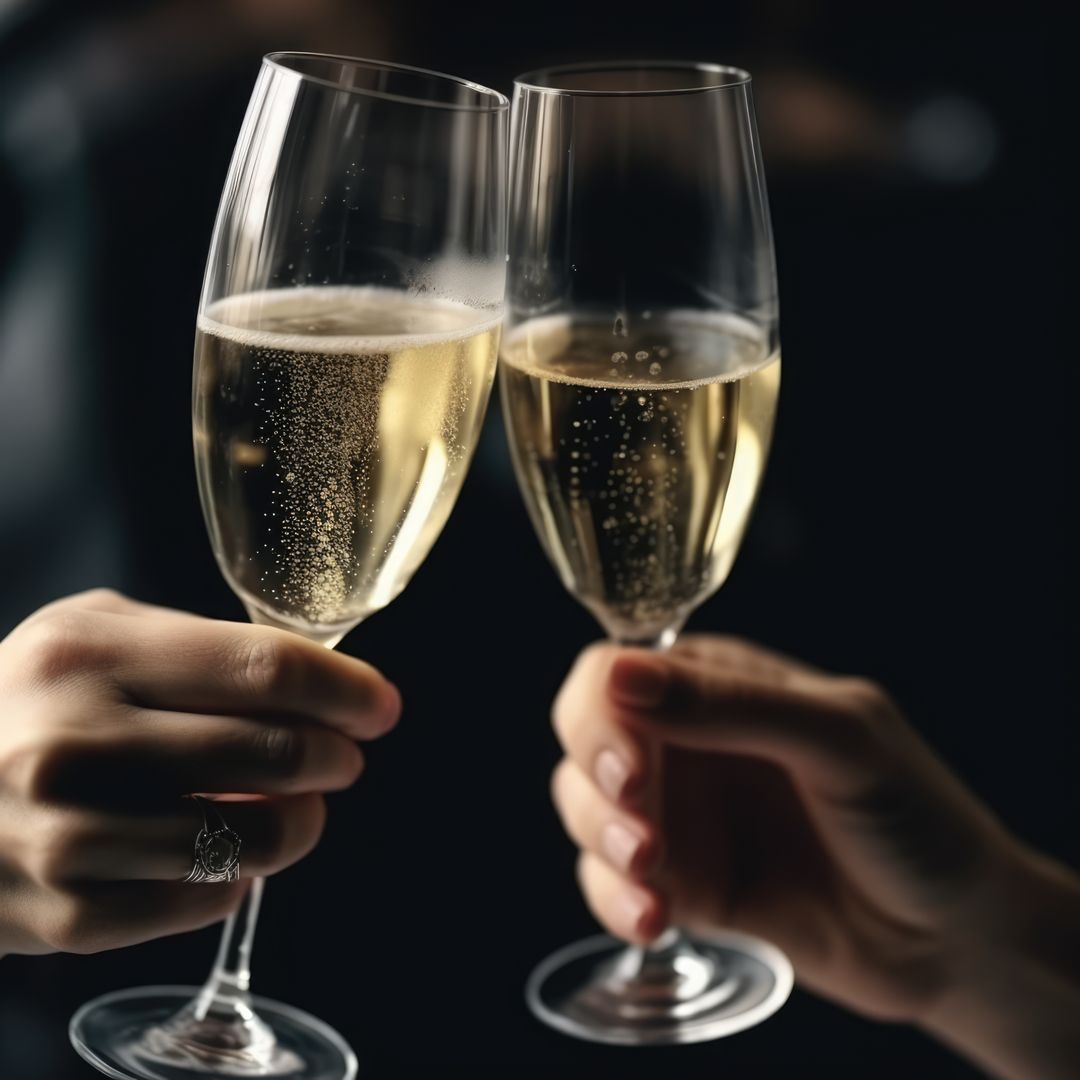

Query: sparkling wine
left=500, top=312, right=779, bottom=640
left=194, top=286, right=500, bottom=640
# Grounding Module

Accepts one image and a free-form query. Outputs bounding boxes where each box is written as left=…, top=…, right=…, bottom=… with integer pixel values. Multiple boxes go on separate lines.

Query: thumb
left=608, top=649, right=893, bottom=801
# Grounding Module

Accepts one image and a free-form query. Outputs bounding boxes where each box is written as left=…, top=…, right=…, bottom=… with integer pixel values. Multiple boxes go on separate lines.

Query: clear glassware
left=499, top=61, right=793, bottom=1045
left=70, top=53, right=507, bottom=1080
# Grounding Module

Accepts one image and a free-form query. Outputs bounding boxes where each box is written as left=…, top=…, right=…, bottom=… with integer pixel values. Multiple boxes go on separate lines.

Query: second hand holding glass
left=70, top=53, right=507, bottom=1080
left=500, top=61, right=792, bottom=1045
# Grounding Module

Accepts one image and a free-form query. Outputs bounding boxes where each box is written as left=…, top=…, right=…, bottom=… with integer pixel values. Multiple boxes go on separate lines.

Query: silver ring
left=184, top=796, right=241, bottom=884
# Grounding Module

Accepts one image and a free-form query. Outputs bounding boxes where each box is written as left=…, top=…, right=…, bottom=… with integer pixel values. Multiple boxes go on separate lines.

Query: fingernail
left=610, top=657, right=669, bottom=708
left=595, top=749, right=632, bottom=801
left=602, top=822, right=641, bottom=873
left=616, top=887, right=650, bottom=937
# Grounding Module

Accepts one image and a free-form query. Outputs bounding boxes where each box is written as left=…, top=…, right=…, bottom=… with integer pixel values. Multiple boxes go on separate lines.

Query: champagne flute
left=70, top=53, right=507, bottom=1080
left=500, top=61, right=792, bottom=1045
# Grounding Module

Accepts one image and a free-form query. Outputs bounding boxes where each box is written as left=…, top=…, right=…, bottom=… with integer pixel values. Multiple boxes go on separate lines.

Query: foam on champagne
left=501, top=311, right=774, bottom=390
left=198, top=285, right=502, bottom=353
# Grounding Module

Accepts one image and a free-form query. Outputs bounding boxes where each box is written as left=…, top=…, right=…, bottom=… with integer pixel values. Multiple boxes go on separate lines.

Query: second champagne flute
left=501, top=61, right=792, bottom=1045
left=70, top=53, right=507, bottom=1080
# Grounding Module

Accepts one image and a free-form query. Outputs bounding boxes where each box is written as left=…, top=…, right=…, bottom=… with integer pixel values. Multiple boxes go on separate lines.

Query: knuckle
left=19, top=613, right=99, bottom=685
left=837, top=677, right=898, bottom=725
left=29, top=817, right=91, bottom=887
left=44, top=895, right=99, bottom=954
left=73, top=587, right=127, bottom=609
left=579, top=640, right=614, bottom=666
left=235, top=635, right=297, bottom=700
left=552, top=667, right=601, bottom=745
left=255, top=725, right=306, bottom=783
left=549, top=760, right=571, bottom=811
left=7, top=730, right=84, bottom=803
left=809, top=678, right=901, bottom=773
left=20, top=590, right=110, bottom=624
left=550, top=693, right=571, bottom=744
left=553, top=645, right=609, bottom=721
left=581, top=641, right=619, bottom=683
left=574, top=851, right=590, bottom=894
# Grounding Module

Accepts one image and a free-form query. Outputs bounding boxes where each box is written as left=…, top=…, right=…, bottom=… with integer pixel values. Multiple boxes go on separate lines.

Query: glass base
left=70, top=986, right=357, bottom=1080
left=526, top=929, right=793, bottom=1046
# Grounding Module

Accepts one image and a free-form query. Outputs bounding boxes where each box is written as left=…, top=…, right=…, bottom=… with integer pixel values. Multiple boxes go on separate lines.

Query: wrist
left=921, top=844, right=1080, bottom=1080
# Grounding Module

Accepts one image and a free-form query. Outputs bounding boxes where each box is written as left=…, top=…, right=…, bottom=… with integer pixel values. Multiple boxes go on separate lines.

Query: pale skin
left=551, top=636, right=1080, bottom=1080
left=0, top=589, right=400, bottom=957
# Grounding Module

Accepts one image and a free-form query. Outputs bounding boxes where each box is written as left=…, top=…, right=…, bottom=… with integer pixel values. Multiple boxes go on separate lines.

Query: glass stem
left=612, top=626, right=686, bottom=961
left=193, top=876, right=265, bottom=1021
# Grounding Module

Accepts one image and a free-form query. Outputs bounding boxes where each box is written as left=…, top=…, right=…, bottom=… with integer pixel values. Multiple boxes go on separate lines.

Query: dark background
left=0, top=1, right=1070, bottom=1076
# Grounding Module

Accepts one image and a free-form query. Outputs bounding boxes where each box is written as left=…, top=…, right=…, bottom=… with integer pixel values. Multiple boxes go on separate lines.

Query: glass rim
left=514, top=59, right=753, bottom=97
left=263, top=52, right=510, bottom=112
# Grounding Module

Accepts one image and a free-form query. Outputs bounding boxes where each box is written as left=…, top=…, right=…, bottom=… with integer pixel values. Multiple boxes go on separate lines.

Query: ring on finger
left=183, top=795, right=241, bottom=884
